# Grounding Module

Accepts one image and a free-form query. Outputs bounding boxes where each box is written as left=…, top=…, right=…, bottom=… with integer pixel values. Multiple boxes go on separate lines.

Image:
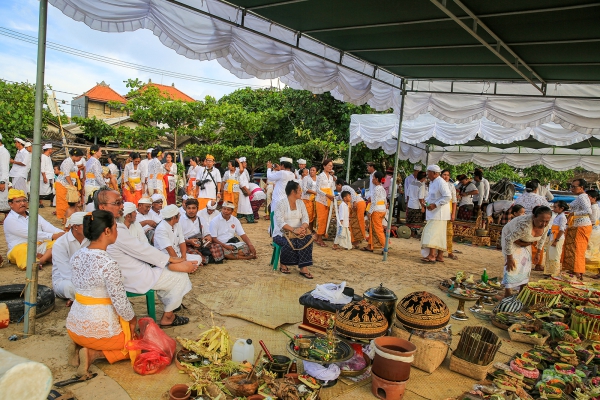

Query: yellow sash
left=86, top=172, right=96, bottom=179
left=226, top=179, right=239, bottom=193
left=128, top=176, right=142, bottom=191
left=69, top=172, right=82, bottom=190
left=74, top=293, right=138, bottom=363
left=376, top=201, right=385, bottom=206
left=322, top=187, right=333, bottom=207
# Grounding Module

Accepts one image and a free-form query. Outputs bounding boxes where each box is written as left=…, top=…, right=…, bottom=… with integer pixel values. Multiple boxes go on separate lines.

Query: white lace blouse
left=501, top=215, right=545, bottom=256
left=273, top=198, right=309, bottom=238
left=570, top=193, right=593, bottom=227
left=513, top=192, right=551, bottom=215
left=57, top=157, right=77, bottom=186
left=315, top=172, right=335, bottom=206
left=147, top=158, right=164, bottom=191
left=370, top=185, right=387, bottom=214
left=66, top=248, right=134, bottom=339
left=85, top=157, right=105, bottom=187
left=301, top=176, right=317, bottom=200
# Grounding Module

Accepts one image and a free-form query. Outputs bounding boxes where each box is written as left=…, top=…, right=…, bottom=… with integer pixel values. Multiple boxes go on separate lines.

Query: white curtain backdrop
left=50, top=0, right=600, bottom=132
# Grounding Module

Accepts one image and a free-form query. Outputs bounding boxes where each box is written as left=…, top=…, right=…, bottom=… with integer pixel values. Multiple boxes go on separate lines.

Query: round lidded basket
left=395, top=291, right=450, bottom=331
left=334, top=300, right=388, bottom=340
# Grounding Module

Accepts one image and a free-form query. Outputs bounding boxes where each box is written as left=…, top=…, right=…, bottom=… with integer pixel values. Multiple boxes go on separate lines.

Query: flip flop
left=47, top=389, right=75, bottom=400
left=299, top=272, right=314, bottom=279
left=316, top=242, right=327, bottom=247
left=361, top=247, right=373, bottom=252
left=448, top=254, right=458, bottom=260
left=160, top=314, right=189, bottom=328
left=54, top=373, right=98, bottom=388
left=436, top=259, right=445, bottom=263
left=420, top=258, right=435, bottom=263
left=280, top=267, right=291, bottom=274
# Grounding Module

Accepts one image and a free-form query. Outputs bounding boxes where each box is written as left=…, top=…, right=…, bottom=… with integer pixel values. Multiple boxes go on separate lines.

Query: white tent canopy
left=350, top=112, right=600, bottom=172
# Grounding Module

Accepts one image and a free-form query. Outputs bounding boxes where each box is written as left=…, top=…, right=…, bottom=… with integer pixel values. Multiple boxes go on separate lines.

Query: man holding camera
left=195, top=154, right=222, bottom=210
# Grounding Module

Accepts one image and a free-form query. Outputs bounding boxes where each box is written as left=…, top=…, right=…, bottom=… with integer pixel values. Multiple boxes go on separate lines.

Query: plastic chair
left=126, top=290, right=156, bottom=321
left=269, top=212, right=281, bottom=271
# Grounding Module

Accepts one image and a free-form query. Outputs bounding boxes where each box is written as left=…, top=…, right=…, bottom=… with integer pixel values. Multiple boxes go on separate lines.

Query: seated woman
left=66, top=210, right=137, bottom=376
left=501, top=205, right=552, bottom=298
left=272, top=181, right=314, bottom=279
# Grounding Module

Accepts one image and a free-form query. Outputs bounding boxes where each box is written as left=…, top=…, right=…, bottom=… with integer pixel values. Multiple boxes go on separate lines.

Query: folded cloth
left=303, top=361, right=340, bottom=383
left=311, top=282, right=352, bottom=305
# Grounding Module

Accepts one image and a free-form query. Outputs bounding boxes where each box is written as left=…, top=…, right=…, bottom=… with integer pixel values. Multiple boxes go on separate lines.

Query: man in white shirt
left=404, top=164, right=422, bottom=201
left=420, top=165, right=451, bottom=263
left=97, top=188, right=198, bottom=328
left=136, top=197, right=160, bottom=242
left=199, top=199, right=219, bottom=230
left=4, top=189, right=64, bottom=270
left=366, top=162, right=376, bottom=201
left=405, top=170, right=427, bottom=224
left=123, top=202, right=147, bottom=243
left=180, top=198, right=212, bottom=258
left=0, top=135, right=10, bottom=184
left=39, top=144, right=55, bottom=207
left=139, top=148, right=152, bottom=196
left=456, top=174, right=479, bottom=221
left=154, top=204, right=204, bottom=265
left=473, top=169, right=490, bottom=219
left=209, top=201, right=257, bottom=261
left=51, top=212, right=89, bottom=301
left=149, top=193, right=164, bottom=220
left=238, top=156, right=250, bottom=183
left=295, top=158, right=307, bottom=179
left=9, top=138, right=30, bottom=192
left=266, top=159, right=295, bottom=212
left=195, top=154, right=222, bottom=210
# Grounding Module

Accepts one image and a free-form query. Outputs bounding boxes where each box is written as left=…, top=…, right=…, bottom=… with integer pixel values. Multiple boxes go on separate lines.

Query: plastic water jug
left=232, top=338, right=255, bottom=363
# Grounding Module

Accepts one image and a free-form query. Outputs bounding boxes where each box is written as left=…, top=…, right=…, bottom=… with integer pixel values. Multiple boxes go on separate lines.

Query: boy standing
left=333, top=191, right=353, bottom=250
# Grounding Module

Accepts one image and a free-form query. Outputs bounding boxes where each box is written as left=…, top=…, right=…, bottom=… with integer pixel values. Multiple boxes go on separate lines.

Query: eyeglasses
left=103, top=200, right=124, bottom=206
left=12, top=199, right=29, bottom=204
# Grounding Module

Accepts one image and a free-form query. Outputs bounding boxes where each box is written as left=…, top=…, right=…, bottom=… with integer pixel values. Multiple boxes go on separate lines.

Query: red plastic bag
left=126, top=317, right=177, bottom=375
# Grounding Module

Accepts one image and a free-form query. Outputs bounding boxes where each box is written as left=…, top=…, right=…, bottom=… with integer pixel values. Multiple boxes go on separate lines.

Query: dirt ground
left=0, top=201, right=516, bottom=399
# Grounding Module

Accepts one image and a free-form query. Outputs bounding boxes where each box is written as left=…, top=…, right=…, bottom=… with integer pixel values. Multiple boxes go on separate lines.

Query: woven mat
left=198, top=276, right=314, bottom=329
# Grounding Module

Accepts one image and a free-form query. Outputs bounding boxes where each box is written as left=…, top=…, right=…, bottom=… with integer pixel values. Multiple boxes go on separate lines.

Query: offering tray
left=448, top=291, right=480, bottom=321
left=473, top=288, right=498, bottom=306
left=286, top=335, right=354, bottom=364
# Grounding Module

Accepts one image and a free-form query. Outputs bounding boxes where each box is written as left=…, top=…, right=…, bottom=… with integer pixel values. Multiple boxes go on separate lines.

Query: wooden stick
left=246, top=350, right=263, bottom=381
left=259, top=340, right=275, bottom=362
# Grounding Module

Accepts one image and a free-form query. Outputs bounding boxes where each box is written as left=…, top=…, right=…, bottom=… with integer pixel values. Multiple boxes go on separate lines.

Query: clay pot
left=264, top=355, right=291, bottom=378
left=372, top=337, right=417, bottom=382
left=371, top=373, right=408, bottom=399
left=169, top=384, right=191, bottom=400
left=223, top=374, right=259, bottom=397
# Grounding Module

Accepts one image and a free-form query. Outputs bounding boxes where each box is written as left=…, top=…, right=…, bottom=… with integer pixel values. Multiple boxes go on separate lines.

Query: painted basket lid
left=335, top=300, right=389, bottom=340
left=395, top=291, right=450, bottom=331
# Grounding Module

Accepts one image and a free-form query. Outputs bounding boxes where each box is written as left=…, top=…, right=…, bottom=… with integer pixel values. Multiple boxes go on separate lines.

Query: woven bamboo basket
left=560, top=287, right=591, bottom=307
left=391, top=324, right=449, bottom=373
left=449, top=355, right=493, bottom=380
left=454, top=326, right=501, bottom=366
left=507, top=324, right=550, bottom=345
left=517, top=283, right=561, bottom=307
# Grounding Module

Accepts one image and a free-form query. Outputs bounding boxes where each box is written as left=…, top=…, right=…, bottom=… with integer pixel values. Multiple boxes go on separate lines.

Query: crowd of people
left=4, top=134, right=600, bottom=374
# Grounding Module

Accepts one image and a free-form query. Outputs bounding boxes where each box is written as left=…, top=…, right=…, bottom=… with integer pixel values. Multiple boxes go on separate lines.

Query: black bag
left=227, top=237, right=241, bottom=244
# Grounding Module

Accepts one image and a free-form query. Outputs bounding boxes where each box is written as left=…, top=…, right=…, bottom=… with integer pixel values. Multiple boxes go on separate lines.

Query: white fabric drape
left=50, top=0, right=600, bottom=134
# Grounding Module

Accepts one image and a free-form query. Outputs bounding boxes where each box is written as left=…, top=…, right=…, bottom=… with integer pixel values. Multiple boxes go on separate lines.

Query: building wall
left=70, top=96, right=87, bottom=119
left=86, top=100, right=128, bottom=120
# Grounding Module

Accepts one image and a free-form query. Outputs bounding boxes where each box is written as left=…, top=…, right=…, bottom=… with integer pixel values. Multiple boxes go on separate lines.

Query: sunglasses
left=103, top=200, right=124, bottom=206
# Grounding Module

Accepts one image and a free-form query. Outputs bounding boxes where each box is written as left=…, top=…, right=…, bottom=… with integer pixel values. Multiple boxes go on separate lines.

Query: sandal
left=361, top=247, right=373, bottom=252
left=420, top=258, right=435, bottom=263
left=436, top=259, right=445, bottom=263
left=316, top=242, right=327, bottom=247
left=280, top=266, right=291, bottom=274
left=160, top=314, right=189, bottom=328
left=299, top=271, right=314, bottom=279
left=448, top=254, right=458, bottom=260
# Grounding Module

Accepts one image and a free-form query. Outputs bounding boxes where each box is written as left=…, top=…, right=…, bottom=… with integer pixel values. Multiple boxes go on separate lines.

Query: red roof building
left=144, top=82, right=196, bottom=102
left=71, top=81, right=128, bottom=120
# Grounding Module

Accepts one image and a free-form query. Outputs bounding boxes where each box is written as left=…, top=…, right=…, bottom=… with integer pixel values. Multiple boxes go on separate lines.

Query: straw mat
left=198, top=276, right=314, bottom=329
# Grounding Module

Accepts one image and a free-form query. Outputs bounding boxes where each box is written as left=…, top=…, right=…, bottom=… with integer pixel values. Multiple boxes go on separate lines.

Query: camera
left=196, top=178, right=211, bottom=190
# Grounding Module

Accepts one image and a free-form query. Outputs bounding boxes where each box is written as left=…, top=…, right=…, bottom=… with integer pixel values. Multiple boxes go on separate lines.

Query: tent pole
left=346, top=136, right=352, bottom=183
left=24, top=0, right=48, bottom=337
left=383, top=78, right=407, bottom=261
left=425, top=145, right=430, bottom=166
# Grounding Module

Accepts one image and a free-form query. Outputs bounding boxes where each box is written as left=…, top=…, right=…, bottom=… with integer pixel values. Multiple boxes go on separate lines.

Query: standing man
left=296, top=159, right=307, bottom=179
left=383, top=167, right=393, bottom=198
left=420, top=165, right=451, bottom=263
left=404, top=164, right=422, bottom=201
left=139, top=148, right=152, bottom=196
left=456, top=174, right=479, bottom=221
left=366, top=162, right=377, bottom=201
left=238, top=156, right=250, bottom=182
left=195, top=154, right=222, bottom=210
left=39, top=144, right=55, bottom=207
left=473, top=169, right=490, bottom=218
left=266, top=159, right=295, bottom=213
left=9, top=138, right=30, bottom=192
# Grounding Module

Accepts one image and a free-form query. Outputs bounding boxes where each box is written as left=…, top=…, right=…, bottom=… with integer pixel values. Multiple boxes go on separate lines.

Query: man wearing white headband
left=295, top=159, right=307, bottom=179
left=198, top=199, right=218, bottom=230
left=138, top=149, right=152, bottom=195
left=39, top=143, right=55, bottom=208
left=136, top=196, right=161, bottom=242
left=52, top=212, right=89, bottom=302
left=154, top=205, right=205, bottom=266
left=123, top=201, right=147, bottom=243
left=267, top=159, right=295, bottom=212
left=98, top=189, right=197, bottom=328
left=404, top=164, right=422, bottom=201
left=420, top=164, right=451, bottom=263
left=149, top=193, right=164, bottom=220
left=209, top=201, right=257, bottom=261
left=9, top=138, right=31, bottom=192
left=179, top=198, right=213, bottom=261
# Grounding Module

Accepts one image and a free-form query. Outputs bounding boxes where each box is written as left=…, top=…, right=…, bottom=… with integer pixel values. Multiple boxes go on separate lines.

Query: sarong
left=420, top=220, right=447, bottom=252
left=502, top=245, right=532, bottom=289
left=349, top=204, right=365, bottom=243
left=123, top=177, right=143, bottom=206
left=544, top=226, right=564, bottom=276
left=368, top=211, right=386, bottom=250
left=586, top=228, right=600, bottom=273
left=457, top=205, right=473, bottom=221
left=562, top=225, right=593, bottom=274
left=406, top=208, right=424, bottom=224
left=273, top=235, right=313, bottom=268
left=151, top=268, right=192, bottom=312
left=197, top=198, right=213, bottom=211
left=12, top=177, right=27, bottom=192
left=334, top=226, right=352, bottom=250
left=163, top=174, right=176, bottom=205
left=186, top=177, right=197, bottom=196
left=55, top=181, right=68, bottom=220
left=316, top=188, right=333, bottom=235
left=250, top=199, right=265, bottom=220
left=8, top=241, right=55, bottom=270
left=302, top=199, right=315, bottom=223
left=446, top=221, right=454, bottom=253
left=70, top=293, right=139, bottom=364
left=84, top=185, right=100, bottom=205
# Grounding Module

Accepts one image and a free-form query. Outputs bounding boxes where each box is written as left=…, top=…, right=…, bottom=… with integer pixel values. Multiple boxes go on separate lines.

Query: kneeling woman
left=273, top=181, right=314, bottom=279
left=501, top=205, right=552, bottom=298
left=66, top=210, right=137, bottom=375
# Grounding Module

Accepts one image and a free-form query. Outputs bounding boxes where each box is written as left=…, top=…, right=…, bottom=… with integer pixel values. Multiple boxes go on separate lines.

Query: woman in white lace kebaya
left=66, top=210, right=137, bottom=376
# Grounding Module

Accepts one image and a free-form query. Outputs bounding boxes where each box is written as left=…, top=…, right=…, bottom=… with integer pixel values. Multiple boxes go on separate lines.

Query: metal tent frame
left=23, top=0, right=600, bottom=334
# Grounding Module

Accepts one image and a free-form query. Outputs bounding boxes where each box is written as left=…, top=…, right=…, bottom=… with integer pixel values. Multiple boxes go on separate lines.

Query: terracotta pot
left=169, top=384, right=190, bottom=400
left=371, top=373, right=408, bottom=399
left=372, top=337, right=416, bottom=382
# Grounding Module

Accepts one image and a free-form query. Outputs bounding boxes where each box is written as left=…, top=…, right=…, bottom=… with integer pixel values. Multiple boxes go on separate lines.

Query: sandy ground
left=0, top=201, right=517, bottom=399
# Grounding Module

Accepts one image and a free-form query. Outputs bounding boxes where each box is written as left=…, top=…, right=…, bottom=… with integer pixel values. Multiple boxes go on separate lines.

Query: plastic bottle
left=481, top=268, right=489, bottom=284
left=232, top=338, right=255, bottom=363
left=288, top=359, right=298, bottom=373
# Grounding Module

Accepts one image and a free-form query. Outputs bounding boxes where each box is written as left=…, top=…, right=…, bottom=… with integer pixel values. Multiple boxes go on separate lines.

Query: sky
left=0, top=0, right=272, bottom=116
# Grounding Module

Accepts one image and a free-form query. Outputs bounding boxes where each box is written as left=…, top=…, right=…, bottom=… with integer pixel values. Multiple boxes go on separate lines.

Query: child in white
left=544, top=201, right=568, bottom=277
left=333, top=191, right=352, bottom=250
